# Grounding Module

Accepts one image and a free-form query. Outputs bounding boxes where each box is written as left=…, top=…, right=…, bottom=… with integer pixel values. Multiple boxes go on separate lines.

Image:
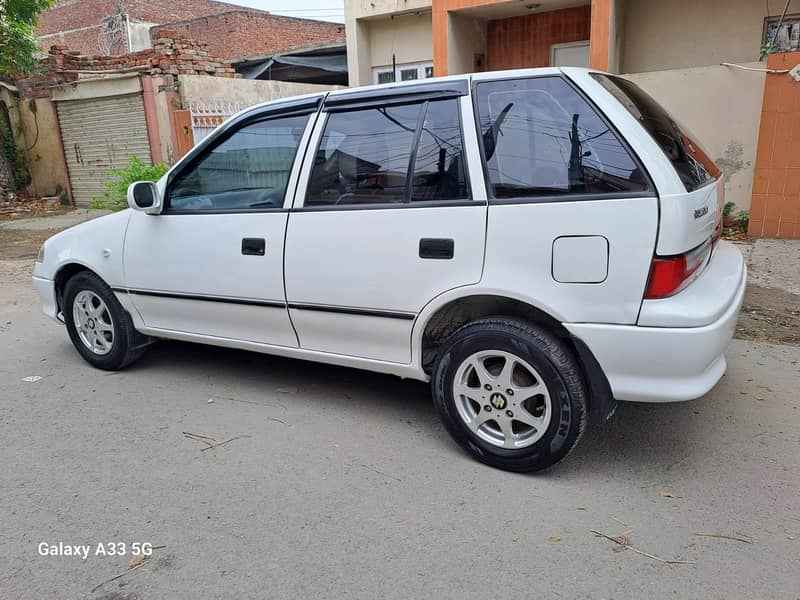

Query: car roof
left=234, top=67, right=592, bottom=118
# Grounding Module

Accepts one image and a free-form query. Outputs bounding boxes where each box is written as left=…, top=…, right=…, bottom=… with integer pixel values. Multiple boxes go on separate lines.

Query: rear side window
left=474, top=76, right=649, bottom=200
left=593, top=74, right=721, bottom=192
left=305, top=98, right=468, bottom=207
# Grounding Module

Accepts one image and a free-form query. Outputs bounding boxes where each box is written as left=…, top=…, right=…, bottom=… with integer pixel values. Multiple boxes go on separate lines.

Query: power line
left=270, top=8, right=345, bottom=12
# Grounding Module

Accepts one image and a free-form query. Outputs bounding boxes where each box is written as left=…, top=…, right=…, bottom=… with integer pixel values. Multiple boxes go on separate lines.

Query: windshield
left=592, top=74, right=721, bottom=192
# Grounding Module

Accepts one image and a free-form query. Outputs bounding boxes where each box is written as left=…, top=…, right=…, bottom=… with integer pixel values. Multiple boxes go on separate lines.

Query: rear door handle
left=241, top=237, right=265, bottom=256
left=419, top=238, right=454, bottom=260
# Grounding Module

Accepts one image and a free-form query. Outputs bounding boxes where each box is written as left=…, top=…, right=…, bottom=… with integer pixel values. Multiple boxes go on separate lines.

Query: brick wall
left=749, top=51, right=800, bottom=239
left=38, top=0, right=119, bottom=35
left=40, top=26, right=117, bottom=56
left=122, top=0, right=253, bottom=24
left=18, top=34, right=238, bottom=99
left=485, top=5, right=591, bottom=70
left=150, top=11, right=346, bottom=61
left=37, top=0, right=259, bottom=54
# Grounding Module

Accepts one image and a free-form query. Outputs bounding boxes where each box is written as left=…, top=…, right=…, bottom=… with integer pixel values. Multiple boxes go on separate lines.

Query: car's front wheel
left=432, top=318, right=587, bottom=472
left=63, top=271, right=147, bottom=370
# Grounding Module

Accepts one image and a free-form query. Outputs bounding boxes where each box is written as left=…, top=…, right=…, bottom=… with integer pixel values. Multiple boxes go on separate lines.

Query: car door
left=284, top=84, right=487, bottom=364
left=123, top=106, right=317, bottom=346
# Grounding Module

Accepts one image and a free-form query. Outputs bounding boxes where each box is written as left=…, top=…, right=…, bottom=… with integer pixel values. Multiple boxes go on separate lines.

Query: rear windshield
left=592, top=74, right=720, bottom=192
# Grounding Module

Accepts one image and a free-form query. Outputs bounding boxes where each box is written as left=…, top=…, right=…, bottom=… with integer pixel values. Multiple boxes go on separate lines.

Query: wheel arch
left=54, top=261, right=153, bottom=353
left=415, top=292, right=616, bottom=424
left=53, top=262, right=99, bottom=315
left=417, top=293, right=569, bottom=373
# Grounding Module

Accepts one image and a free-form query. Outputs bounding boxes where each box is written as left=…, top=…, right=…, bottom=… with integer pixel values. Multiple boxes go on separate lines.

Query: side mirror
left=127, top=181, right=162, bottom=214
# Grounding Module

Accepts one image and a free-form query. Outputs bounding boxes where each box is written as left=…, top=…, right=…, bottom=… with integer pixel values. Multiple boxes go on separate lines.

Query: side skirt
left=136, top=325, right=430, bottom=382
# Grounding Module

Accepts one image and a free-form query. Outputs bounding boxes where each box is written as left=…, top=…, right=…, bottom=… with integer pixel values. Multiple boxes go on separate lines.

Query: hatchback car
left=33, top=68, right=746, bottom=472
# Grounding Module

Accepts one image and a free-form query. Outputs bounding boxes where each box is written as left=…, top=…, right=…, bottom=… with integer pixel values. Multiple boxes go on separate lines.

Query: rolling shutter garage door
left=57, top=93, right=152, bottom=206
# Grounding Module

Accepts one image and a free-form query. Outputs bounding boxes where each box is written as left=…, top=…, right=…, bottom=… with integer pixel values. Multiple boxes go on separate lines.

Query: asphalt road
left=1, top=260, right=799, bottom=599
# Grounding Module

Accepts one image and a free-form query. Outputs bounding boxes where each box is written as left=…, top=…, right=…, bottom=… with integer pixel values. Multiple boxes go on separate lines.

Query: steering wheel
left=334, top=192, right=356, bottom=205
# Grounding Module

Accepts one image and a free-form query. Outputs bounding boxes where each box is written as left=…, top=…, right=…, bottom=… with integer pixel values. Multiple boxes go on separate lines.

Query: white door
left=123, top=112, right=313, bottom=346
left=551, top=41, right=590, bottom=68
left=284, top=95, right=487, bottom=363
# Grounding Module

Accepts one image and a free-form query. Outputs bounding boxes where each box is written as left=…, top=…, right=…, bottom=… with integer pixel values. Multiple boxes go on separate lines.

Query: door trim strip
left=112, top=288, right=417, bottom=320
left=287, top=302, right=416, bottom=321
left=111, top=288, right=286, bottom=308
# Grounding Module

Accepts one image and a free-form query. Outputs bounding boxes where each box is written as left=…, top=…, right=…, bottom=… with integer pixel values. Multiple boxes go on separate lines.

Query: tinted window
left=593, top=74, right=721, bottom=192
left=168, top=114, right=309, bottom=211
left=306, top=105, right=417, bottom=206
left=305, top=99, right=468, bottom=207
left=475, top=76, right=648, bottom=199
left=411, top=100, right=468, bottom=202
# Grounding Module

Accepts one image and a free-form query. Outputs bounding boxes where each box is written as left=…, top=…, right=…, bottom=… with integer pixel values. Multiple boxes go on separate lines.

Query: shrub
left=722, top=201, right=735, bottom=217
left=0, top=116, right=30, bottom=189
left=734, top=210, right=749, bottom=231
left=91, top=156, right=169, bottom=211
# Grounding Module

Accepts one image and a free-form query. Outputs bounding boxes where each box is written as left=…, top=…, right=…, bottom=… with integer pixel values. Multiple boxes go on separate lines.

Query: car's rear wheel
left=432, top=318, right=587, bottom=472
left=63, top=271, right=147, bottom=370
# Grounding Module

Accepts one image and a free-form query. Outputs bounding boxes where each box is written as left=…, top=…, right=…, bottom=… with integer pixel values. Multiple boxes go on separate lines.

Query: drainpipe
left=125, top=13, right=132, bottom=52
left=140, top=76, right=164, bottom=164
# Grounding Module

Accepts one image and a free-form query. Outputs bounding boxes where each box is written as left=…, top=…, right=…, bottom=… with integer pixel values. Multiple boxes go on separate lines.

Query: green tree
left=0, top=0, right=55, bottom=76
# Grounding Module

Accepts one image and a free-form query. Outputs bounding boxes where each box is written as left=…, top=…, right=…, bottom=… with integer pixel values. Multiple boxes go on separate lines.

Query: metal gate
left=57, top=93, right=152, bottom=206
left=189, top=101, right=242, bottom=144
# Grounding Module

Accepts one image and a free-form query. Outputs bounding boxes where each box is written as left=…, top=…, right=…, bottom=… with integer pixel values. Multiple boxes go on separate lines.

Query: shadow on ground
left=122, top=338, right=731, bottom=479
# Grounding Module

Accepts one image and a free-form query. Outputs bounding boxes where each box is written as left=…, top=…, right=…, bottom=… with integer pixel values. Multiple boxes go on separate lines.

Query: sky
left=226, top=0, right=346, bottom=23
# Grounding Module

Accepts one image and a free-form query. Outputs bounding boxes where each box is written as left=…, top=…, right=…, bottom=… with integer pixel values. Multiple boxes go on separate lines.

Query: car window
left=411, top=100, right=468, bottom=202
left=167, top=114, right=309, bottom=212
left=592, top=74, right=721, bottom=192
left=474, top=76, right=649, bottom=200
left=305, top=99, right=468, bottom=207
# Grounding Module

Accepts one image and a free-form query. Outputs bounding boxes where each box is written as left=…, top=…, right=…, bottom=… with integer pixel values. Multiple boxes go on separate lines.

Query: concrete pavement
left=0, top=209, right=110, bottom=232
left=0, top=257, right=799, bottom=599
left=740, top=238, right=800, bottom=295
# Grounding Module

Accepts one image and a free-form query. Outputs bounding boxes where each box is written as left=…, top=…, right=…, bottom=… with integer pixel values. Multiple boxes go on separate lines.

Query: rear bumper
left=638, top=241, right=745, bottom=327
left=566, top=243, right=746, bottom=403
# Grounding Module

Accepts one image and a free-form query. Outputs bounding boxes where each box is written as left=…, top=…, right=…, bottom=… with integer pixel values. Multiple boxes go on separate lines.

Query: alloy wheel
left=452, top=350, right=552, bottom=449
left=72, top=290, right=114, bottom=356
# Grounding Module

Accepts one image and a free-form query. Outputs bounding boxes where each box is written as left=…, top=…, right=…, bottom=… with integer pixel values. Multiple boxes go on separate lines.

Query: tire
left=63, top=271, right=147, bottom=371
left=431, top=318, right=587, bottom=472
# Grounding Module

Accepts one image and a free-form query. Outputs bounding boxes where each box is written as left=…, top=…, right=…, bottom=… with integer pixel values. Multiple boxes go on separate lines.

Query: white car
left=33, top=68, right=746, bottom=472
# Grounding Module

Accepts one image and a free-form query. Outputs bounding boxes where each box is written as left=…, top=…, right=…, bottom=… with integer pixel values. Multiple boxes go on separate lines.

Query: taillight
left=644, top=238, right=712, bottom=299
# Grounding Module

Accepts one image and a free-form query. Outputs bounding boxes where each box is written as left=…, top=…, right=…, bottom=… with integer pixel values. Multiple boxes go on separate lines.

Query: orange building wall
left=434, top=0, right=497, bottom=76
left=434, top=0, right=609, bottom=76
left=588, top=0, right=611, bottom=71
left=749, top=51, right=800, bottom=239
left=485, top=6, right=591, bottom=71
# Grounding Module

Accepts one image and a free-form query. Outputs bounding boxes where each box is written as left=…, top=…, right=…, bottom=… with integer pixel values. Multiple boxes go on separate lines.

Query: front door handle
left=419, top=238, right=454, bottom=260
left=241, top=237, right=265, bottom=256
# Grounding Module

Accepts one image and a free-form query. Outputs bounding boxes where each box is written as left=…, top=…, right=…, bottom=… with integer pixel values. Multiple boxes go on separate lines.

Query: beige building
left=344, top=0, right=796, bottom=227
left=345, top=0, right=434, bottom=87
